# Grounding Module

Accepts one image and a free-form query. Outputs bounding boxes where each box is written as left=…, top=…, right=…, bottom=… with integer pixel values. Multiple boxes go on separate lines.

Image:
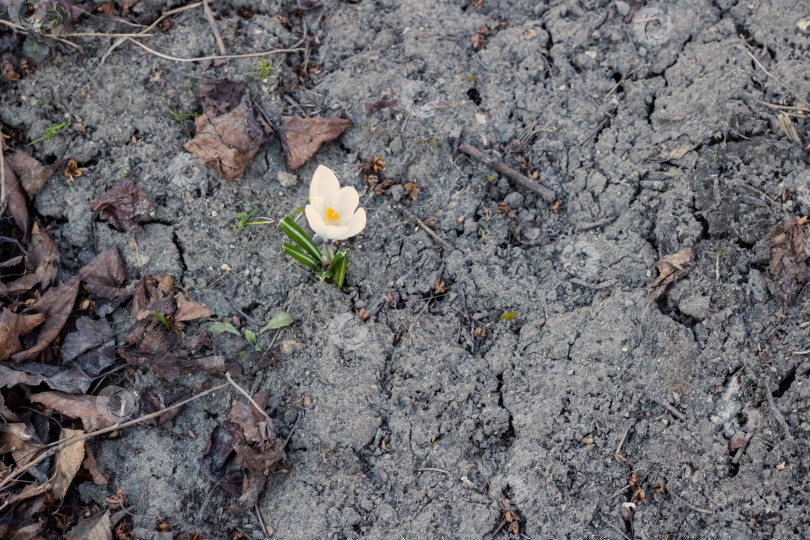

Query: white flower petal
left=342, top=208, right=366, bottom=239
left=310, top=165, right=340, bottom=201
left=325, top=224, right=351, bottom=240
left=305, top=204, right=329, bottom=240
left=310, top=195, right=327, bottom=220
left=331, top=186, right=360, bottom=222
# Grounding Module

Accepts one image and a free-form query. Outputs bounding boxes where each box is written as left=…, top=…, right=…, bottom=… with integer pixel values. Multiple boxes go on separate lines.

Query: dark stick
left=399, top=206, right=453, bottom=250
left=458, top=143, right=555, bottom=203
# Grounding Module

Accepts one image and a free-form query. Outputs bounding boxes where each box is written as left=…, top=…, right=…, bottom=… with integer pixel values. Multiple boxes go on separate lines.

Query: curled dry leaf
left=79, top=246, right=127, bottom=300
left=184, top=98, right=270, bottom=182
left=647, top=247, right=695, bottom=299
left=31, top=391, right=118, bottom=432
left=3, top=161, right=30, bottom=240
left=64, top=156, right=87, bottom=182
left=65, top=510, right=112, bottom=540
left=27, top=222, right=60, bottom=289
left=174, top=292, right=212, bottom=322
left=5, top=149, right=59, bottom=197
left=51, top=427, right=85, bottom=500
left=90, top=179, right=154, bottom=234
left=0, top=308, right=46, bottom=361
left=0, top=422, right=44, bottom=466
left=279, top=116, right=352, bottom=170
left=12, top=276, right=80, bottom=362
left=82, top=443, right=108, bottom=485
left=131, top=274, right=174, bottom=320
left=766, top=216, right=808, bottom=303
left=61, top=316, right=114, bottom=362
left=0, top=362, right=92, bottom=393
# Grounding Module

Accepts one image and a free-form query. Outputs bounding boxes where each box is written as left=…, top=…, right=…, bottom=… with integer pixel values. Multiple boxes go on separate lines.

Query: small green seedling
left=119, top=168, right=128, bottom=179
left=208, top=322, right=242, bottom=337
left=153, top=311, right=172, bottom=332
left=260, top=312, right=294, bottom=334
left=244, top=329, right=260, bottom=352
left=27, top=118, right=71, bottom=145
left=719, top=246, right=731, bottom=257
left=252, top=60, right=274, bottom=79
left=168, top=109, right=200, bottom=129
left=801, top=422, right=810, bottom=431
left=500, top=311, right=516, bottom=321
left=232, top=207, right=273, bottom=233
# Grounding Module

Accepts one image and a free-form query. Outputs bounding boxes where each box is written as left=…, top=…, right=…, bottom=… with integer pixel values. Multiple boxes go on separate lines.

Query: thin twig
left=255, top=504, right=269, bottom=537
left=570, top=278, right=616, bottom=290
left=0, top=19, right=81, bottom=50
left=652, top=397, right=687, bottom=422
left=765, top=381, right=795, bottom=444
left=603, top=521, right=632, bottom=540
left=0, top=130, right=6, bottom=217
left=100, top=1, right=204, bottom=64
left=417, top=468, right=450, bottom=475
left=61, top=32, right=155, bottom=37
left=225, top=372, right=271, bottom=423
left=399, top=206, right=453, bottom=250
left=202, top=0, right=226, bottom=55
left=758, top=100, right=810, bottom=112
left=740, top=46, right=810, bottom=108
left=125, top=38, right=303, bottom=63
left=669, top=491, right=713, bottom=515
left=458, top=142, right=555, bottom=203
left=0, top=383, right=229, bottom=495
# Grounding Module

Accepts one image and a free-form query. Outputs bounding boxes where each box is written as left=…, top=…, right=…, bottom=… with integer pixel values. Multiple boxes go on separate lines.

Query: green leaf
left=244, top=329, right=257, bottom=346
left=283, top=242, right=319, bottom=270
left=801, top=422, right=810, bottom=431
left=208, top=322, right=241, bottom=337
left=261, top=312, right=293, bottom=333
left=333, top=250, right=349, bottom=289
left=500, top=312, right=516, bottom=321
left=23, top=37, right=49, bottom=63
left=239, top=350, right=247, bottom=361
left=153, top=311, right=171, bottom=332
left=315, top=268, right=334, bottom=281
left=279, top=216, right=323, bottom=262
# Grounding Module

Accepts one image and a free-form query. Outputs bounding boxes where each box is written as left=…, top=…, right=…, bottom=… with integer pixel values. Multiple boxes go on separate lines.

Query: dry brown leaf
left=0, top=362, right=92, bottom=393
left=278, top=116, right=352, bottom=170
left=90, top=179, right=154, bottom=234
left=65, top=510, right=112, bottom=540
left=647, top=247, right=695, bottom=299
left=12, top=276, right=80, bottom=362
left=79, top=246, right=127, bottom=301
left=28, top=222, right=60, bottom=289
left=0, top=308, right=46, bottom=361
left=184, top=99, right=270, bottom=182
left=83, top=443, right=108, bottom=485
left=51, top=427, right=85, bottom=500
left=31, top=391, right=118, bottom=432
left=5, top=149, right=59, bottom=197
left=1, top=59, right=19, bottom=82
left=766, top=216, right=808, bottom=303
left=0, top=422, right=44, bottom=466
left=174, top=292, right=212, bottom=322
left=3, top=161, right=30, bottom=240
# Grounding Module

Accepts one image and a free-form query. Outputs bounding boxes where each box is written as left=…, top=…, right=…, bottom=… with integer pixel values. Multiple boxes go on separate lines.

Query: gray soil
left=3, top=0, right=810, bottom=538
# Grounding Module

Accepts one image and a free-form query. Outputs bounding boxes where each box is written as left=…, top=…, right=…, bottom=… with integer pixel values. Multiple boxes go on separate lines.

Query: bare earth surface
left=2, top=0, right=810, bottom=538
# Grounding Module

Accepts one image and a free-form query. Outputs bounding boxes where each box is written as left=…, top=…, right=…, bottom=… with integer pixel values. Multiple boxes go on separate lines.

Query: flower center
left=326, top=207, right=340, bottom=224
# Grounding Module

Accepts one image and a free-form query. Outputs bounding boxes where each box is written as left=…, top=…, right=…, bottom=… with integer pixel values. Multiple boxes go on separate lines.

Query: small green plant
left=153, top=311, right=172, bottom=332
left=208, top=312, right=293, bottom=353
left=500, top=311, right=516, bottom=321
left=801, top=422, right=810, bottom=431
left=232, top=207, right=273, bottom=233
left=251, top=59, right=273, bottom=79
left=119, top=168, right=128, bottom=179
left=27, top=118, right=70, bottom=145
left=719, top=246, right=731, bottom=257
left=168, top=109, right=200, bottom=126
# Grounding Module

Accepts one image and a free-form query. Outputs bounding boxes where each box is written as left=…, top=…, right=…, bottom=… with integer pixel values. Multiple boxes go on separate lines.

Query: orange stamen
left=326, top=208, right=340, bottom=224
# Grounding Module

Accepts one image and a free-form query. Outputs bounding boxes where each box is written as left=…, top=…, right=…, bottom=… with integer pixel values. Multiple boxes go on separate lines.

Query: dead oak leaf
left=30, top=391, right=118, bottom=432
left=278, top=116, right=352, bottom=171
left=5, top=149, right=59, bottom=197
left=90, top=179, right=154, bottom=234
left=65, top=510, right=111, bottom=540
left=647, top=247, right=695, bottom=299
left=184, top=98, right=270, bottom=182
left=0, top=308, right=45, bottom=361
left=51, top=427, right=85, bottom=500
left=3, top=161, right=30, bottom=240
left=766, top=216, right=808, bottom=303
left=174, top=292, right=212, bottom=322
left=12, top=276, right=80, bottom=362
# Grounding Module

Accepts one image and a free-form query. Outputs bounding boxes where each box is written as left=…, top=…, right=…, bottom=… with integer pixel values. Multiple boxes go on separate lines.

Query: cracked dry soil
left=2, top=0, right=810, bottom=538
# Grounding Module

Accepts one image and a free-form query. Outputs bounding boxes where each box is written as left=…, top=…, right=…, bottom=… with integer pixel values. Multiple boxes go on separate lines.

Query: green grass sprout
left=233, top=207, right=274, bottom=233
left=27, top=118, right=71, bottom=146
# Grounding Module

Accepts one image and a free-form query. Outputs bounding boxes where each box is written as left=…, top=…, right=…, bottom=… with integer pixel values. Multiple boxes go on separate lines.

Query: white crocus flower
left=305, top=165, right=366, bottom=242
